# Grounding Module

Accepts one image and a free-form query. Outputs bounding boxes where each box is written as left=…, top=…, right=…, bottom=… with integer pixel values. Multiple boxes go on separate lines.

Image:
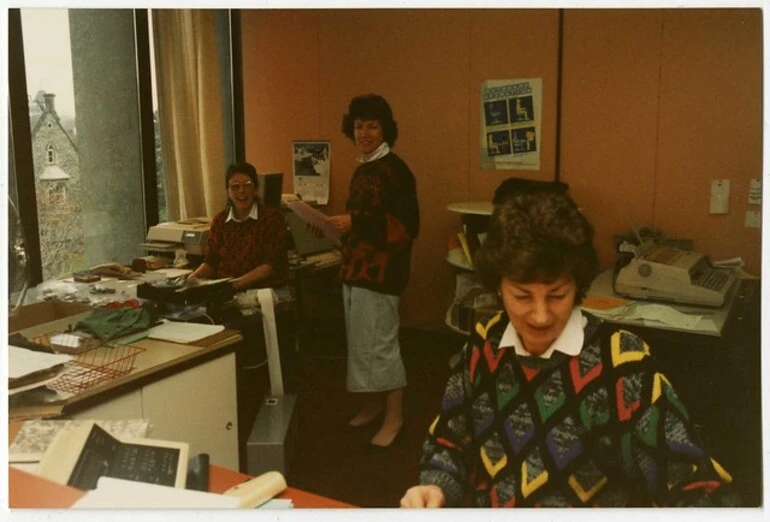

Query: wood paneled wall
left=241, top=8, right=762, bottom=329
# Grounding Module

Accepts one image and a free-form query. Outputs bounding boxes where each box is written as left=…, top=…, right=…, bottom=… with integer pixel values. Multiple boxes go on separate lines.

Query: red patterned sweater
left=204, top=204, right=289, bottom=288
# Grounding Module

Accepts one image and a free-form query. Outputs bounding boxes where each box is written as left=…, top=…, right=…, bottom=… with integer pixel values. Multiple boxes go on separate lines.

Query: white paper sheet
left=257, top=288, right=284, bottom=396
left=8, top=374, right=61, bottom=396
left=286, top=200, right=341, bottom=244
left=72, top=477, right=239, bottom=508
left=586, top=302, right=707, bottom=331
left=621, top=304, right=703, bottom=330
left=153, top=268, right=193, bottom=278
left=147, top=321, right=225, bottom=344
left=9, top=345, right=72, bottom=379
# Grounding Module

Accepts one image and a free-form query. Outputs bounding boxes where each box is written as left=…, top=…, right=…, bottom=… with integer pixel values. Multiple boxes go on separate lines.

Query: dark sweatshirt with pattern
left=339, top=152, right=419, bottom=296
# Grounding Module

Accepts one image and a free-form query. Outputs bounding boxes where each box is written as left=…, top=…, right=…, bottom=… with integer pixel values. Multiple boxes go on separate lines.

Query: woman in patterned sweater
left=400, top=190, right=735, bottom=507
left=327, top=94, right=419, bottom=450
left=188, top=162, right=288, bottom=291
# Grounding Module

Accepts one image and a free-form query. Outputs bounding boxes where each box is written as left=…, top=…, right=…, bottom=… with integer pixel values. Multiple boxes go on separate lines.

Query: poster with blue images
left=480, top=78, right=541, bottom=170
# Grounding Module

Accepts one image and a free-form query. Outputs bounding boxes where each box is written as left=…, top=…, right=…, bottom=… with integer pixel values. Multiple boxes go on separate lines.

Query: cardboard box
left=9, top=301, right=93, bottom=333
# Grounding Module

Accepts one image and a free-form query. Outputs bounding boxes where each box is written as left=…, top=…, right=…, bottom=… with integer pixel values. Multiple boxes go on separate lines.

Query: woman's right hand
left=326, top=214, right=351, bottom=235
left=399, top=485, right=446, bottom=508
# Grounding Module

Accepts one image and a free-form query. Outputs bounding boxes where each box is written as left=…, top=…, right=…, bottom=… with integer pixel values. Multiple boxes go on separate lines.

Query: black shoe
left=343, top=410, right=384, bottom=432
left=367, top=425, right=405, bottom=452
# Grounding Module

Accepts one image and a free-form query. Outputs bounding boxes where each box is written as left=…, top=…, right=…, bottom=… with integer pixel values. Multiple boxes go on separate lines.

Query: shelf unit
left=445, top=201, right=495, bottom=335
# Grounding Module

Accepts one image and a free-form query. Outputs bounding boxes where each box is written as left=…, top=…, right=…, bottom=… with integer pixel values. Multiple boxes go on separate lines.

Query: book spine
left=457, top=232, right=473, bottom=267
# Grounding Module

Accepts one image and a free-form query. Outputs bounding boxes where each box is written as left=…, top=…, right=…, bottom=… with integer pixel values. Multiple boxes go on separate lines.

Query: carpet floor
left=233, top=325, right=464, bottom=507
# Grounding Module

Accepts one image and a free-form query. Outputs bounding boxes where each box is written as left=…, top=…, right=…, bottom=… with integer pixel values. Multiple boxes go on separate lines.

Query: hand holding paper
left=326, top=214, right=351, bottom=235
left=286, top=200, right=341, bottom=245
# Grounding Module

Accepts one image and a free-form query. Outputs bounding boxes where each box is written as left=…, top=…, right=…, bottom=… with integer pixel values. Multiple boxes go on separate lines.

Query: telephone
left=613, top=241, right=736, bottom=307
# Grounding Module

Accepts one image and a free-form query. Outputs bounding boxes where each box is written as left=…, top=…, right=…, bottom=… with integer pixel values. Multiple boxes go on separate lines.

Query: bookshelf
left=445, top=201, right=495, bottom=335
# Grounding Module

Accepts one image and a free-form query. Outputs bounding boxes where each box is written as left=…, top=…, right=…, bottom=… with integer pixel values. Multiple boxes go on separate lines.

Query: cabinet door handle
left=226, top=421, right=233, bottom=431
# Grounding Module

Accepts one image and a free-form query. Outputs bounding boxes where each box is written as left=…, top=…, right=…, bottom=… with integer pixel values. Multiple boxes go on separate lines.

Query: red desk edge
left=9, top=465, right=353, bottom=508
left=9, top=407, right=352, bottom=509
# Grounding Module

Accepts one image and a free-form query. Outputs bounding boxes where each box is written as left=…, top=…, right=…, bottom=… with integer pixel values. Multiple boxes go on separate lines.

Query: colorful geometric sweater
left=339, top=152, right=419, bottom=296
left=204, top=204, right=289, bottom=288
left=418, top=311, right=736, bottom=507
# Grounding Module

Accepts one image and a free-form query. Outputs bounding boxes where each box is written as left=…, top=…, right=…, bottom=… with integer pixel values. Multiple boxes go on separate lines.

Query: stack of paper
left=9, top=346, right=72, bottom=392
left=146, top=321, right=225, bottom=344
left=73, top=477, right=240, bottom=508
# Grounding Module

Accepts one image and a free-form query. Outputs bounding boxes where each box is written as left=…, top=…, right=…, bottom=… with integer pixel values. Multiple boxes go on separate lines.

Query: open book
left=35, top=421, right=189, bottom=490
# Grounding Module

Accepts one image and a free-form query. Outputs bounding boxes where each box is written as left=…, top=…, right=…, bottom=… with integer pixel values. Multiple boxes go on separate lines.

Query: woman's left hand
left=326, top=214, right=351, bottom=234
left=231, top=277, right=246, bottom=291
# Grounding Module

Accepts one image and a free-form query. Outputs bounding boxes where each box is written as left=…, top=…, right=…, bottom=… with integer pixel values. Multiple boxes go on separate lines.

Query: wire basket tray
left=49, top=343, right=145, bottom=394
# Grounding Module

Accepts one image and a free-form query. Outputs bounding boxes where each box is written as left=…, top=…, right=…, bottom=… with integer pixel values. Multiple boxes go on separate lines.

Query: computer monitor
left=258, top=172, right=283, bottom=208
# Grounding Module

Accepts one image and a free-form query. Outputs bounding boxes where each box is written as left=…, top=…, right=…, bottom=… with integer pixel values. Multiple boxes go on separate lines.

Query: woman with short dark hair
left=401, top=190, right=735, bottom=507
left=327, top=94, right=420, bottom=450
left=188, top=161, right=288, bottom=291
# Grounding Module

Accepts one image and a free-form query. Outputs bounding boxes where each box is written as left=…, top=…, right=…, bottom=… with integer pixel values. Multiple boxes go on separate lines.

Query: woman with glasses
left=188, top=162, right=289, bottom=291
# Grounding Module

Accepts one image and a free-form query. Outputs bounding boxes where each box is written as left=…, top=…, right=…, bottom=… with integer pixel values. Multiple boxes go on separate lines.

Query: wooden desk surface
left=8, top=464, right=352, bottom=508
left=9, top=326, right=243, bottom=419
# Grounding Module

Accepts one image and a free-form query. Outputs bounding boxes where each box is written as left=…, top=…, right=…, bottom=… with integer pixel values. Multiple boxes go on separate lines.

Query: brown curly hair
left=475, top=191, right=599, bottom=304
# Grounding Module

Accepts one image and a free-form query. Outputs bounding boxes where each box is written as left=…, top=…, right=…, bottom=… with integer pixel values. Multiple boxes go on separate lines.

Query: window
left=10, top=8, right=242, bottom=283
left=12, top=8, right=156, bottom=281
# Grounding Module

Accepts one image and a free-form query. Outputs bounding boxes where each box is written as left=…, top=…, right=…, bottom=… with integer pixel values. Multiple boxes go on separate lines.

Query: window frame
left=8, top=8, right=244, bottom=285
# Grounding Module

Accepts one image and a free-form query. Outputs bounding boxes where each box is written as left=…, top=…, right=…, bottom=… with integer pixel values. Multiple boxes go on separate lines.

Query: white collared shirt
left=500, top=308, right=587, bottom=359
left=226, top=203, right=259, bottom=223
left=357, top=141, right=390, bottom=163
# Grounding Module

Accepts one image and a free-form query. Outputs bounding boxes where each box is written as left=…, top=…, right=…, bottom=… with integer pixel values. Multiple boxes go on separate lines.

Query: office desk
left=289, top=250, right=343, bottom=353
left=8, top=465, right=353, bottom=508
left=585, top=268, right=741, bottom=337
left=589, top=273, right=761, bottom=506
left=10, top=318, right=243, bottom=469
left=209, top=465, right=353, bottom=507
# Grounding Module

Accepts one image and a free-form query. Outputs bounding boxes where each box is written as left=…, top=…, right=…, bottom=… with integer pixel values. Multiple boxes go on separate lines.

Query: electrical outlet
left=709, top=179, right=730, bottom=214
left=745, top=210, right=761, bottom=228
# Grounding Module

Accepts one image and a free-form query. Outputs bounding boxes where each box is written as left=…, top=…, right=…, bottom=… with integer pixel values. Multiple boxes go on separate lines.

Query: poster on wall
left=480, top=78, right=542, bottom=170
left=292, top=141, right=330, bottom=205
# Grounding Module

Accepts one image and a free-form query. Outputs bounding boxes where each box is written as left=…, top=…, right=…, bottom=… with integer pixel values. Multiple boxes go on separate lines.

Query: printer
left=613, top=241, right=736, bottom=307
left=141, top=218, right=211, bottom=256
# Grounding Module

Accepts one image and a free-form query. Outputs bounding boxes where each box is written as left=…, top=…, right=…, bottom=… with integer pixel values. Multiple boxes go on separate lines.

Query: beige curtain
left=152, top=9, right=226, bottom=220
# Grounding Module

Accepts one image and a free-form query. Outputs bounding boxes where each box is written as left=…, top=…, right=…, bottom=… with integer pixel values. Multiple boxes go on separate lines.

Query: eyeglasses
left=228, top=181, right=255, bottom=190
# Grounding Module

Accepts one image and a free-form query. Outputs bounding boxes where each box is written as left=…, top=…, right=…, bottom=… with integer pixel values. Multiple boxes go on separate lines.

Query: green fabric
left=76, top=307, right=152, bottom=342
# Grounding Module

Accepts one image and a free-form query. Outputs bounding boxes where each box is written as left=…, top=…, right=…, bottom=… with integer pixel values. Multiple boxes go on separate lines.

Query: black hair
left=493, top=177, right=569, bottom=205
left=224, top=162, right=259, bottom=208
left=341, top=94, right=399, bottom=147
left=225, top=162, right=259, bottom=188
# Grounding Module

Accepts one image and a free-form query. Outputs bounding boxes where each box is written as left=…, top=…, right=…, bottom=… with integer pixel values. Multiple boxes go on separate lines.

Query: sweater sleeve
left=204, top=212, right=224, bottom=270
left=612, top=330, right=738, bottom=506
left=418, top=342, right=477, bottom=506
left=260, top=207, right=288, bottom=270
